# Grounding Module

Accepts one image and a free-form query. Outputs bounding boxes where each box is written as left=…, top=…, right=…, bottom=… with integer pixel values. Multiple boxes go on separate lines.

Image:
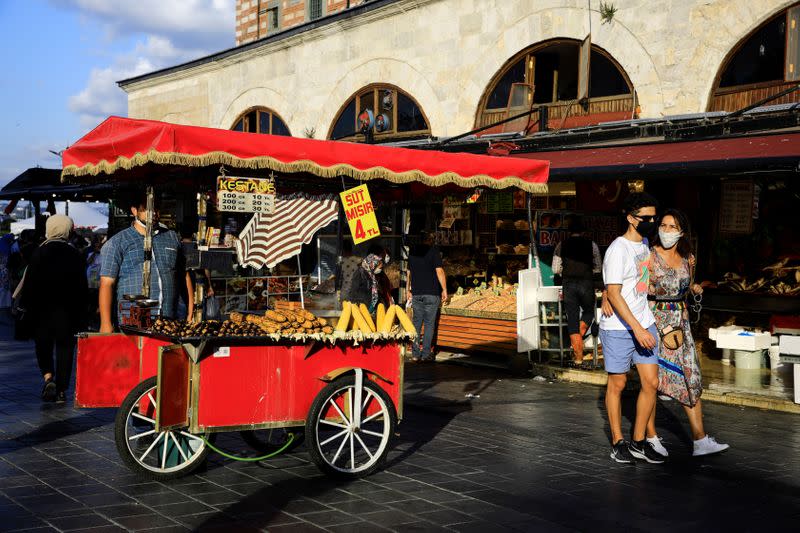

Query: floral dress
left=648, top=250, right=702, bottom=406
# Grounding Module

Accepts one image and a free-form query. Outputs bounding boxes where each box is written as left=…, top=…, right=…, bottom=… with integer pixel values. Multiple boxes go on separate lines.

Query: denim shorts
left=599, top=324, right=660, bottom=374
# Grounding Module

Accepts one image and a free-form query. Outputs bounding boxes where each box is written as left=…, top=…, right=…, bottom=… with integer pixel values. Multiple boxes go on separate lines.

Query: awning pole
left=526, top=192, right=538, bottom=269
left=141, top=185, right=154, bottom=298
left=297, top=255, right=305, bottom=309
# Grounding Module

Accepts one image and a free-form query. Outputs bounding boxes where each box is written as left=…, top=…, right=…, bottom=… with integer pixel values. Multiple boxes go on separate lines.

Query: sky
left=0, top=0, right=235, bottom=188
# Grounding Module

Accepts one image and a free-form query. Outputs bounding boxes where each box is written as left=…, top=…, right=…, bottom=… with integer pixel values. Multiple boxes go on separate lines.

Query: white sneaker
left=693, top=435, right=730, bottom=457
left=647, top=436, right=669, bottom=457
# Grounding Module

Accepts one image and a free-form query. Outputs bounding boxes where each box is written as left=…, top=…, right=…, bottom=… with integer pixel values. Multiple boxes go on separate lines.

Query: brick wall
left=236, top=0, right=370, bottom=45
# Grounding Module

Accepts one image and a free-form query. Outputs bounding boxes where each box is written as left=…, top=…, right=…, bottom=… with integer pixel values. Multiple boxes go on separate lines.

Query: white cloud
left=57, top=1, right=235, bottom=129
left=52, top=0, right=235, bottom=49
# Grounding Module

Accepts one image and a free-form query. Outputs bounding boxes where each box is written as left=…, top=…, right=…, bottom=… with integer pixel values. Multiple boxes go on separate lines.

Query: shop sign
left=487, top=191, right=514, bottom=214
left=537, top=211, right=619, bottom=251
left=719, top=180, right=754, bottom=234
left=340, top=184, right=380, bottom=244
left=216, top=176, right=276, bottom=214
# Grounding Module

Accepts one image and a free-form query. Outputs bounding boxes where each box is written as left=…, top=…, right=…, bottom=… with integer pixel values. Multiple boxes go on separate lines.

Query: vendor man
left=99, top=192, right=192, bottom=333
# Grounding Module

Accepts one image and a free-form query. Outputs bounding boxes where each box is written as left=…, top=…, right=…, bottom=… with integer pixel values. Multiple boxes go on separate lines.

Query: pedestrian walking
left=599, top=192, right=665, bottom=464
left=644, top=209, right=729, bottom=457
left=407, top=231, right=447, bottom=363
left=18, top=215, right=88, bottom=403
left=0, top=234, right=14, bottom=323
left=99, top=192, right=192, bottom=332
left=86, top=235, right=103, bottom=330
left=552, top=216, right=603, bottom=366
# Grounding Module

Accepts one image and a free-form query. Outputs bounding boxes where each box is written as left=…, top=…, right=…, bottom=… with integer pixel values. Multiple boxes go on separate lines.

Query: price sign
left=340, top=184, right=380, bottom=245
left=216, top=176, right=276, bottom=213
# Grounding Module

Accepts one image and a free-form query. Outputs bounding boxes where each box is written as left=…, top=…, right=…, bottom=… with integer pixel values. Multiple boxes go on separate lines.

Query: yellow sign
left=340, top=184, right=380, bottom=244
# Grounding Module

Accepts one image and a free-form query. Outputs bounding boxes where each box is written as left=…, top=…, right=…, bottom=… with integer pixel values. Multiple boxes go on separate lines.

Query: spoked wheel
left=114, top=377, right=210, bottom=481
left=240, top=427, right=305, bottom=454
left=306, top=372, right=397, bottom=478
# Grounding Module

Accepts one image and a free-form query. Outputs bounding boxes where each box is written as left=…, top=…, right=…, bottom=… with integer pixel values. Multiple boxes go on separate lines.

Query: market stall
left=61, top=116, right=549, bottom=479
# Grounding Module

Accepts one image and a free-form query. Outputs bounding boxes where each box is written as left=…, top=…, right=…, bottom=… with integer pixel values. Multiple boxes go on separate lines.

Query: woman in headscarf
left=19, top=215, right=88, bottom=403
left=346, top=252, right=385, bottom=313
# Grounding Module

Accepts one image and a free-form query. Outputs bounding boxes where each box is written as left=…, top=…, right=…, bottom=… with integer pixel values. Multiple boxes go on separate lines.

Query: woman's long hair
left=652, top=208, right=693, bottom=259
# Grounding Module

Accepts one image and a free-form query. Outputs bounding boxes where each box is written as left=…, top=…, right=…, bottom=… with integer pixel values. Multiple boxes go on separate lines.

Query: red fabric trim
left=62, top=116, right=549, bottom=188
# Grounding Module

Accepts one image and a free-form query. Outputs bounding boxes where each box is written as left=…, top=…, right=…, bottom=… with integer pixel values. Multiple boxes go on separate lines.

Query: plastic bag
left=204, top=296, right=222, bottom=320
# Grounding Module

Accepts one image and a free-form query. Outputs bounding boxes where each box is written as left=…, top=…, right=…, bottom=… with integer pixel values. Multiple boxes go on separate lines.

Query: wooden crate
left=434, top=314, right=517, bottom=356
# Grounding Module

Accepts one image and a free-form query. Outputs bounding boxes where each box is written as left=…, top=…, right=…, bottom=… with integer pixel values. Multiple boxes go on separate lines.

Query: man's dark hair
left=622, top=191, right=659, bottom=215
left=119, top=189, right=158, bottom=211
left=567, top=216, right=584, bottom=233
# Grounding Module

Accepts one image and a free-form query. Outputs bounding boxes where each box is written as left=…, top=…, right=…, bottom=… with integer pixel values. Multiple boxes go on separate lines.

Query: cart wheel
left=240, top=428, right=305, bottom=454
left=114, top=377, right=209, bottom=481
left=306, top=373, right=397, bottom=478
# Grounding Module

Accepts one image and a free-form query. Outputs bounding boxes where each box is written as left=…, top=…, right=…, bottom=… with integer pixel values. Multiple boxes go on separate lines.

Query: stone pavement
left=1, top=325, right=799, bottom=532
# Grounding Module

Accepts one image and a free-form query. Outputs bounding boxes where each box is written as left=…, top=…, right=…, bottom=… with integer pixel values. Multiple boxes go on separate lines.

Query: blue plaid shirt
left=100, top=226, right=183, bottom=321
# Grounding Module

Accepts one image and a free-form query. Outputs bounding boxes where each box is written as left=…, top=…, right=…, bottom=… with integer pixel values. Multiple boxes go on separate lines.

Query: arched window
left=709, top=4, right=800, bottom=111
left=476, top=40, right=634, bottom=133
left=231, top=107, right=291, bottom=136
left=328, top=84, right=431, bottom=142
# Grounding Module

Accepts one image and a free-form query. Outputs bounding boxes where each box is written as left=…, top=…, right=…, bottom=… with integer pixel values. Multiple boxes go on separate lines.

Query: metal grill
left=309, top=0, right=322, bottom=20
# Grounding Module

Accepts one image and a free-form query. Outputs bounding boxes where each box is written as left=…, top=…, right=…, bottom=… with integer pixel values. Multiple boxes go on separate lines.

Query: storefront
left=419, top=105, right=800, bottom=397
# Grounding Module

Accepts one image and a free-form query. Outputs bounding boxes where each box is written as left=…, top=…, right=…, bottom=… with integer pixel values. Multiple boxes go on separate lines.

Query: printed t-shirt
left=600, top=236, right=655, bottom=331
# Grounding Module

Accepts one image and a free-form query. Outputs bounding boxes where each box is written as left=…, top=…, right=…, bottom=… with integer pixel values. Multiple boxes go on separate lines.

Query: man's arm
left=435, top=267, right=447, bottom=302
left=406, top=270, right=412, bottom=302
left=185, top=272, right=195, bottom=322
left=605, top=284, right=655, bottom=349
left=99, top=276, right=116, bottom=333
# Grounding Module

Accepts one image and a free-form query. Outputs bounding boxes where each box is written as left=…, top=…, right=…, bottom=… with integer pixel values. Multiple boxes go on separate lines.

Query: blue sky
left=0, top=0, right=234, bottom=187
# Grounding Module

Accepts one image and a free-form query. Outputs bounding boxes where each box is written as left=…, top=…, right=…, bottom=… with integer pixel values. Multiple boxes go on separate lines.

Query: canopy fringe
left=61, top=149, right=548, bottom=193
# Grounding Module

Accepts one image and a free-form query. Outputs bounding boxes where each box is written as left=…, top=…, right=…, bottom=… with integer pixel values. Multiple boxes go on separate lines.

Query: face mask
left=634, top=220, right=656, bottom=238
left=659, top=229, right=682, bottom=249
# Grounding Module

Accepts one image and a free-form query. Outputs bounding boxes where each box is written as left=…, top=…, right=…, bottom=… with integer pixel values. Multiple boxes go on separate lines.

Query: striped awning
left=235, top=194, right=339, bottom=269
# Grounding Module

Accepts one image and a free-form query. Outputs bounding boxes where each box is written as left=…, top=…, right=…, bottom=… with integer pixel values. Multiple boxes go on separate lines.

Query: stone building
left=120, top=0, right=800, bottom=141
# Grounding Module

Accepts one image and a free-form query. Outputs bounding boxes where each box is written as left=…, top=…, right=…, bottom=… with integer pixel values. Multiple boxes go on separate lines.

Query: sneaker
left=609, top=440, right=636, bottom=464
left=629, top=440, right=666, bottom=464
left=41, top=380, right=56, bottom=402
left=55, top=391, right=67, bottom=404
left=693, top=435, right=729, bottom=457
left=647, top=436, right=669, bottom=457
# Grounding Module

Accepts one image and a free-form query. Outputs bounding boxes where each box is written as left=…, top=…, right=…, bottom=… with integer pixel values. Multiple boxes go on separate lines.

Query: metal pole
left=141, top=186, right=154, bottom=298
left=400, top=206, right=411, bottom=304
left=297, top=255, right=305, bottom=309
left=526, top=192, right=538, bottom=269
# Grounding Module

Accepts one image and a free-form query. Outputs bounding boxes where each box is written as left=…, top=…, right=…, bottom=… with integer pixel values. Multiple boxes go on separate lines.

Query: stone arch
left=461, top=6, right=664, bottom=122
left=317, top=58, right=445, bottom=138
left=216, top=86, right=294, bottom=132
left=702, top=1, right=800, bottom=111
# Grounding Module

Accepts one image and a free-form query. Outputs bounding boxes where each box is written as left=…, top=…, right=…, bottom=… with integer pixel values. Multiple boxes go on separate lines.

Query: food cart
left=61, top=116, right=549, bottom=480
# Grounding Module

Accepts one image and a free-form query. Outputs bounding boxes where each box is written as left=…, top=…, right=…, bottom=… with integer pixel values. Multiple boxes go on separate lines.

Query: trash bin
left=733, top=349, right=764, bottom=369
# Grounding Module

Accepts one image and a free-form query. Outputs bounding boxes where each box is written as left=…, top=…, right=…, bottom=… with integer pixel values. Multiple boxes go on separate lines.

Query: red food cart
left=61, top=117, right=549, bottom=480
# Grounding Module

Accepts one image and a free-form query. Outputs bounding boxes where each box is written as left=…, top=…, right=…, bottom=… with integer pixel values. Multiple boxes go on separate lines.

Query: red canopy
left=62, top=116, right=548, bottom=192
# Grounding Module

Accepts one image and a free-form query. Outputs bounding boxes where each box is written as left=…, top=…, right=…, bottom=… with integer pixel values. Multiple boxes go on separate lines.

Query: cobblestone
left=1, top=325, right=799, bottom=531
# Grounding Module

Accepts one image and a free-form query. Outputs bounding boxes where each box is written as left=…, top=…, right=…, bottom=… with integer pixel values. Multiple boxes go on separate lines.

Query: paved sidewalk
left=1, top=324, right=799, bottom=531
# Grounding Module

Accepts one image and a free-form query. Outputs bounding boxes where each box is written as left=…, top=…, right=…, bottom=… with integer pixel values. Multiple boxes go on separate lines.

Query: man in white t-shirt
left=599, top=192, right=665, bottom=465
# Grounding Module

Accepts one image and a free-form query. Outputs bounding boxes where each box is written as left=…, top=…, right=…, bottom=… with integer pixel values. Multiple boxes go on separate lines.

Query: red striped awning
left=61, top=116, right=549, bottom=193
left=235, top=194, right=339, bottom=269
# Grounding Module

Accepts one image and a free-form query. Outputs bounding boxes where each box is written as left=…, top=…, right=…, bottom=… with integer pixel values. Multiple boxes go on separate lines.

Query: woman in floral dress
left=644, top=209, right=729, bottom=457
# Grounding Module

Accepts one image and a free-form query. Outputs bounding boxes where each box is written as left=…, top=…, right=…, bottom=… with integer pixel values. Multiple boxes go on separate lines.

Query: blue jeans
left=411, top=295, right=441, bottom=360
